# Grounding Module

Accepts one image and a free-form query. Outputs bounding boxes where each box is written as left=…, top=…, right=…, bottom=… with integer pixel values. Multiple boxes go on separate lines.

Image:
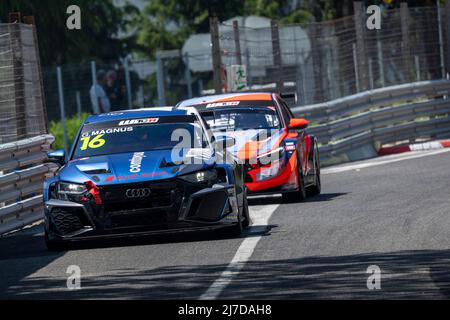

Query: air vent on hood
left=76, top=163, right=110, bottom=175
left=84, top=169, right=111, bottom=175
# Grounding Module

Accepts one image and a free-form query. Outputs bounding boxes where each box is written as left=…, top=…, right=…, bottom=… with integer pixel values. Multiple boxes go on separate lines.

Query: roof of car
left=176, top=92, right=274, bottom=108
left=84, top=107, right=196, bottom=124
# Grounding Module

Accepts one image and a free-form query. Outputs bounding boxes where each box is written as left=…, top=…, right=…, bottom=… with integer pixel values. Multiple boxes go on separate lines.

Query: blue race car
left=43, top=107, right=249, bottom=250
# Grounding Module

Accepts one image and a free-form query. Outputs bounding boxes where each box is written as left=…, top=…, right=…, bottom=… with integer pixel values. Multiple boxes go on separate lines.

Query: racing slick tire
left=224, top=193, right=249, bottom=237
left=45, top=232, right=68, bottom=251
left=282, top=159, right=306, bottom=203
left=306, top=148, right=321, bottom=197
left=242, top=194, right=251, bottom=228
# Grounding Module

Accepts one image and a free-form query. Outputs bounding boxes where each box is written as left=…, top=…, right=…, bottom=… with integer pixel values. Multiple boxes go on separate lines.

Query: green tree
left=135, top=0, right=317, bottom=58
left=135, top=0, right=246, bottom=59
left=0, top=0, right=138, bottom=66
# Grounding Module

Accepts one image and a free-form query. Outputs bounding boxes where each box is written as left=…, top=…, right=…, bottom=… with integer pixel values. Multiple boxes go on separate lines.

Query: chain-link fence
left=43, top=58, right=149, bottom=122
left=42, top=53, right=213, bottom=123
left=216, top=3, right=448, bottom=106
left=0, top=22, right=47, bottom=143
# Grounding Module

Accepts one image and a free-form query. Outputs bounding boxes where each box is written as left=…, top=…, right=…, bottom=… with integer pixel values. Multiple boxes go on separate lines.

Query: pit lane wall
left=0, top=135, right=57, bottom=235
left=292, top=80, right=450, bottom=166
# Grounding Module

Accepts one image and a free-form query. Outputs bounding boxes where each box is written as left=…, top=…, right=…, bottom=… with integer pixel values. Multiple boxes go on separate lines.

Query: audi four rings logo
left=125, top=188, right=151, bottom=198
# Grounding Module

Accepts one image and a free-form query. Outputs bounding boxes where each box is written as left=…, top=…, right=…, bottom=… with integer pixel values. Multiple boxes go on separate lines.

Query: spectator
left=89, top=70, right=111, bottom=114
left=105, top=70, right=124, bottom=111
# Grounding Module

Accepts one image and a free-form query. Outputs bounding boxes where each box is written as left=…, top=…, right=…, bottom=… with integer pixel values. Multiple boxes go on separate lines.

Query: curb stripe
left=378, top=140, right=450, bottom=156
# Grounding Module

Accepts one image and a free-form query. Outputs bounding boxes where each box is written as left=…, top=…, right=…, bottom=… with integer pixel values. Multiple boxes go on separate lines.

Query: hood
left=215, top=128, right=287, bottom=160
left=59, top=149, right=215, bottom=186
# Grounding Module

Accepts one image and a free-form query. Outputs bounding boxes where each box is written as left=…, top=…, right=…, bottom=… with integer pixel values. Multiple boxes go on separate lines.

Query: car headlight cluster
left=256, top=158, right=284, bottom=181
left=254, top=146, right=287, bottom=181
left=179, top=169, right=219, bottom=185
left=55, top=182, right=87, bottom=202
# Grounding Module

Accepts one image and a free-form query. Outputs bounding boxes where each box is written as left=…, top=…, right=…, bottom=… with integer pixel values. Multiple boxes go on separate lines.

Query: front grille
left=110, top=211, right=168, bottom=229
left=99, top=179, right=186, bottom=229
left=50, top=208, right=87, bottom=235
left=100, top=180, right=181, bottom=212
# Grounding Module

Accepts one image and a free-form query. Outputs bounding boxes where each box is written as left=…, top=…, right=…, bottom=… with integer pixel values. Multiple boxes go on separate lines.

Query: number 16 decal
left=80, top=134, right=106, bottom=150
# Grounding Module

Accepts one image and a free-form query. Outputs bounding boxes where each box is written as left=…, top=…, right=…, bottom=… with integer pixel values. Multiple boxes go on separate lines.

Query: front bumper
left=44, top=180, right=239, bottom=241
left=245, top=152, right=299, bottom=194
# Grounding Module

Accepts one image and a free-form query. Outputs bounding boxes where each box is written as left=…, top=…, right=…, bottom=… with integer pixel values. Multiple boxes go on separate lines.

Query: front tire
left=282, top=163, right=306, bottom=203
left=306, top=148, right=321, bottom=196
left=225, top=192, right=249, bottom=237
left=242, top=194, right=250, bottom=228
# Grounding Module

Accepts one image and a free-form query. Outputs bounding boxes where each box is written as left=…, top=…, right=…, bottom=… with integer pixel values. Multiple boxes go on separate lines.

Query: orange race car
left=176, top=92, right=321, bottom=202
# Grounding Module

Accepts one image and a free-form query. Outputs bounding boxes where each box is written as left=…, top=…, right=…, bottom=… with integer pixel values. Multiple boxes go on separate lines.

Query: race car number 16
left=80, top=134, right=106, bottom=150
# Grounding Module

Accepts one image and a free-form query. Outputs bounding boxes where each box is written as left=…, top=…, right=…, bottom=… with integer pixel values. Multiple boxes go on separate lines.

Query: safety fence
left=213, top=3, right=450, bottom=106
left=0, top=134, right=57, bottom=235
left=0, top=21, right=48, bottom=144
left=292, top=79, right=450, bottom=162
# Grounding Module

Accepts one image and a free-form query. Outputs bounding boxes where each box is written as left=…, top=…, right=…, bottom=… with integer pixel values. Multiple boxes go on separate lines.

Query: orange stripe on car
left=209, top=93, right=272, bottom=103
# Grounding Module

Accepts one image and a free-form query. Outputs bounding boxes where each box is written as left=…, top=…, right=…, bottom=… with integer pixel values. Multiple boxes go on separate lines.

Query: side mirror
left=47, top=149, right=66, bottom=165
left=214, top=136, right=236, bottom=149
left=289, top=118, right=309, bottom=130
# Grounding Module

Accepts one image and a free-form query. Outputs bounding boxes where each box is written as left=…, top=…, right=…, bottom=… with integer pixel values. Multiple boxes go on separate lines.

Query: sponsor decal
left=81, top=127, right=133, bottom=137
left=114, top=171, right=168, bottom=181
left=117, top=174, right=138, bottom=180
left=104, top=176, right=115, bottom=182
left=118, top=118, right=159, bottom=126
left=285, top=143, right=296, bottom=151
left=141, top=171, right=168, bottom=178
left=129, top=152, right=146, bottom=173
left=206, top=101, right=240, bottom=108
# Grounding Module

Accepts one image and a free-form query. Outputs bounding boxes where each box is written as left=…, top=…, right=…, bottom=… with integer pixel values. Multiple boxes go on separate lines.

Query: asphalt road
left=1, top=149, right=450, bottom=299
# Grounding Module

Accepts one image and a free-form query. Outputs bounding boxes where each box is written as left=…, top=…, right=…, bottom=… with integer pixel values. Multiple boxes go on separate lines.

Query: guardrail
left=0, top=135, right=57, bottom=235
left=292, top=80, right=450, bottom=160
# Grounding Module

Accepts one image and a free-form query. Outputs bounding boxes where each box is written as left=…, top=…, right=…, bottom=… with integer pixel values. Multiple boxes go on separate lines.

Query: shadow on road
left=248, top=193, right=347, bottom=206
left=0, top=226, right=64, bottom=297
left=304, top=192, right=347, bottom=203
left=2, top=246, right=450, bottom=299
left=0, top=221, right=275, bottom=299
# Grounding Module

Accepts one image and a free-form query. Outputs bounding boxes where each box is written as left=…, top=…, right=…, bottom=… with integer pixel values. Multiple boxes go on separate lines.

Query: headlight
left=56, top=182, right=87, bottom=201
left=256, top=158, right=284, bottom=181
left=179, top=170, right=218, bottom=184
left=57, top=182, right=87, bottom=194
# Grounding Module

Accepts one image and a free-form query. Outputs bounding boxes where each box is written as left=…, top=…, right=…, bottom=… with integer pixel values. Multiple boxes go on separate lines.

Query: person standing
left=105, top=70, right=123, bottom=111
left=89, top=70, right=111, bottom=114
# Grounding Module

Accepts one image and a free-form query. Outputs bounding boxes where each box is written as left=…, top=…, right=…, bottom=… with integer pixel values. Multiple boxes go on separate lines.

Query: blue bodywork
left=43, top=108, right=246, bottom=247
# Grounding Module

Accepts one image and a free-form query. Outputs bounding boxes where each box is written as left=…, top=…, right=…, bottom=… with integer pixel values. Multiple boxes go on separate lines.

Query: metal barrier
left=292, top=80, right=450, bottom=159
left=0, top=134, right=57, bottom=235
left=1, top=80, right=450, bottom=233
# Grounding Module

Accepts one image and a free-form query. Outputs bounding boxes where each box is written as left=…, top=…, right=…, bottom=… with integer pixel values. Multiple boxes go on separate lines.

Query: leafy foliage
left=49, top=113, right=90, bottom=150
left=135, top=0, right=320, bottom=58
left=0, top=0, right=138, bottom=65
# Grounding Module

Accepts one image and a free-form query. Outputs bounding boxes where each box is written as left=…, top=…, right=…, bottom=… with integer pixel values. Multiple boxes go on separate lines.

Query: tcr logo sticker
left=206, top=101, right=240, bottom=108
left=119, top=118, right=159, bottom=126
